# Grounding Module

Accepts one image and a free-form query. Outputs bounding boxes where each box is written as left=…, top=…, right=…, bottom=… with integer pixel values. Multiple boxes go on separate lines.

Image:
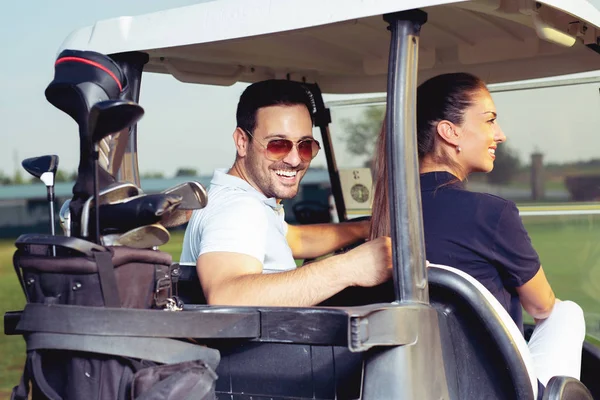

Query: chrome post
left=384, top=9, right=429, bottom=304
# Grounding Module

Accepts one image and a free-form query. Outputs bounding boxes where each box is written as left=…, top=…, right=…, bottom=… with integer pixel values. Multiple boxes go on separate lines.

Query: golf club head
left=80, top=182, right=143, bottom=237
left=101, top=223, right=170, bottom=248
left=160, top=181, right=208, bottom=228
left=59, top=199, right=71, bottom=236
left=94, top=193, right=182, bottom=234
left=162, top=181, right=208, bottom=210
left=22, top=155, right=59, bottom=187
left=88, top=100, right=144, bottom=145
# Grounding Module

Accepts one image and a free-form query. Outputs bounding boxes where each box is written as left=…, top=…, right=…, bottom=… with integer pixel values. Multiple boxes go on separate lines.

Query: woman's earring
left=456, top=145, right=462, bottom=153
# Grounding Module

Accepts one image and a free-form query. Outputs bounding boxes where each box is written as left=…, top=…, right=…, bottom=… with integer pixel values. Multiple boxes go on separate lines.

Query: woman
left=369, top=72, right=585, bottom=386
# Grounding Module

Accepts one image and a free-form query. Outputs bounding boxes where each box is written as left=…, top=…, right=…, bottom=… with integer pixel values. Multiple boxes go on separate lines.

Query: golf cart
left=5, top=0, right=600, bottom=399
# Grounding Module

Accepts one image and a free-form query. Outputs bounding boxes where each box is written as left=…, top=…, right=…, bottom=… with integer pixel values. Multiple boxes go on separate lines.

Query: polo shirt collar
left=420, top=171, right=464, bottom=191
left=211, top=169, right=283, bottom=211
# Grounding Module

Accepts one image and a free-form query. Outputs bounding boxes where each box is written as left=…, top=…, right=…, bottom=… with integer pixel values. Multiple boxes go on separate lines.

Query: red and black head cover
left=45, top=50, right=127, bottom=238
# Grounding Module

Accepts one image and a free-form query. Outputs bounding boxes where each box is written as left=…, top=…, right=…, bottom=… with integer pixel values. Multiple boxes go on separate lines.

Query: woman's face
left=456, top=88, right=506, bottom=175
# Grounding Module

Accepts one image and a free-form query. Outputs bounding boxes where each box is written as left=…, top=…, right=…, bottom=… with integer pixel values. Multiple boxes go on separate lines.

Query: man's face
left=242, top=104, right=314, bottom=200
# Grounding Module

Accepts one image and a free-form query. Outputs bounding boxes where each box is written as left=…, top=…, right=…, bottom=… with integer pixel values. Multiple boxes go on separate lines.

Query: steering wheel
left=292, top=200, right=331, bottom=224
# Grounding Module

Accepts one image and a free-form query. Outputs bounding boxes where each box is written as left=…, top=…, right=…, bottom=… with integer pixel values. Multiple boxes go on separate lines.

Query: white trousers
left=528, top=300, right=586, bottom=386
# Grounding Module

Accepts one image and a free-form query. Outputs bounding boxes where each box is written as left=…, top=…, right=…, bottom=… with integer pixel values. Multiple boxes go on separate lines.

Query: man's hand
left=343, top=236, right=393, bottom=287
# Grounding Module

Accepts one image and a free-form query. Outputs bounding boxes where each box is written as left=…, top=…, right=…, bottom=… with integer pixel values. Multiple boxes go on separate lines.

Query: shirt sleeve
left=198, top=196, right=269, bottom=264
left=490, top=201, right=540, bottom=288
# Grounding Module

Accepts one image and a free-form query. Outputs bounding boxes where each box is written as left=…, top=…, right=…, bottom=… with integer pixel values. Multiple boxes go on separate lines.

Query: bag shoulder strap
left=95, top=251, right=121, bottom=307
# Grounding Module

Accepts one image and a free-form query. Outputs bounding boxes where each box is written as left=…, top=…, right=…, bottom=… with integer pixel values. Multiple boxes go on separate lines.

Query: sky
left=1, top=0, right=600, bottom=180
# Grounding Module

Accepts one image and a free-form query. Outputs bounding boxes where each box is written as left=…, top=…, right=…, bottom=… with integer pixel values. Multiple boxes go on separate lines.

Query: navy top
left=420, top=171, right=540, bottom=329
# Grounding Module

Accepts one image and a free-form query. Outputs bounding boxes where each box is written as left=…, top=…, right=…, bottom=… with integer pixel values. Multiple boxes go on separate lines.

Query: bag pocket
left=131, top=359, right=218, bottom=400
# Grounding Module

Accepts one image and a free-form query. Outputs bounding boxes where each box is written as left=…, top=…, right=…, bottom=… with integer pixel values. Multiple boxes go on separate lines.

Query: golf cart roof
left=58, top=0, right=600, bottom=94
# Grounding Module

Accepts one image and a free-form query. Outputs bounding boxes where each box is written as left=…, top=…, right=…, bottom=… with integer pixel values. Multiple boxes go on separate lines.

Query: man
left=180, top=79, right=392, bottom=306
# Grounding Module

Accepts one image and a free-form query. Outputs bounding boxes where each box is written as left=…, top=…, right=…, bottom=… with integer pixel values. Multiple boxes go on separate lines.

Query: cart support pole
left=363, top=13, right=449, bottom=400
left=384, top=9, right=429, bottom=304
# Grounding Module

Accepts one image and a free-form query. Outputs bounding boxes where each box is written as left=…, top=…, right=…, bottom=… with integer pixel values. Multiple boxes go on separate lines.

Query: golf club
left=82, top=192, right=181, bottom=238
left=59, top=199, right=71, bottom=236
left=161, top=181, right=209, bottom=228
left=101, top=223, right=170, bottom=248
left=88, top=100, right=144, bottom=244
left=80, top=182, right=142, bottom=238
left=22, top=155, right=59, bottom=255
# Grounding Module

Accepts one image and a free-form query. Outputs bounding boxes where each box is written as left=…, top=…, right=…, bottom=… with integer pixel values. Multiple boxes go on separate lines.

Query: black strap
left=10, top=355, right=31, bottom=400
left=170, top=263, right=180, bottom=298
left=25, top=332, right=220, bottom=370
left=12, top=252, right=28, bottom=303
left=15, top=233, right=108, bottom=257
left=16, top=303, right=259, bottom=339
left=94, top=251, right=121, bottom=307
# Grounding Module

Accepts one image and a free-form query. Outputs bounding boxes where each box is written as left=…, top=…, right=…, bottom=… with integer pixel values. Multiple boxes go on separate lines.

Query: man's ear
left=233, top=127, right=249, bottom=157
left=436, top=120, right=460, bottom=147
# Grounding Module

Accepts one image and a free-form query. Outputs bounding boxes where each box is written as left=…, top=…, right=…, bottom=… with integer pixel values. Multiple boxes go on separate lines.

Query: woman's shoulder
left=473, top=191, right=519, bottom=215
left=471, top=190, right=514, bottom=206
left=438, top=189, right=517, bottom=219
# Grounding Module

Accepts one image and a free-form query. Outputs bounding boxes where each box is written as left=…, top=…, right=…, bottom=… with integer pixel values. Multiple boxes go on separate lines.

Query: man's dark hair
left=236, top=79, right=315, bottom=136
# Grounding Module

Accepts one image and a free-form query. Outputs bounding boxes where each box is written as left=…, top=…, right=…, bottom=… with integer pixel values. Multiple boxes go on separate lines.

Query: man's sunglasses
left=244, top=129, right=321, bottom=162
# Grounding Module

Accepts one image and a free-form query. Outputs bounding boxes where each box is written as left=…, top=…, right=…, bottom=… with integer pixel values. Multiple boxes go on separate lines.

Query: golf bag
left=10, top=235, right=219, bottom=400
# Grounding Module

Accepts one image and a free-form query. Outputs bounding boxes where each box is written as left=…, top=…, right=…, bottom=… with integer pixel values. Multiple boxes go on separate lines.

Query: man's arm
left=197, top=236, right=392, bottom=307
left=286, top=220, right=369, bottom=259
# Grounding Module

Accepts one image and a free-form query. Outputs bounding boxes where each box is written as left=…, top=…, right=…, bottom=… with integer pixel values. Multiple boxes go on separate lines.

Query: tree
left=55, top=170, right=71, bottom=183
left=175, top=168, right=198, bottom=177
left=487, top=144, right=521, bottom=185
left=13, top=170, right=24, bottom=185
left=0, top=170, right=11, bottom=185
left=341, top=105, right=385, bottom=159
left=342, top=106, right=521, bottom=186
left=141, top=171, right=165, bottom=179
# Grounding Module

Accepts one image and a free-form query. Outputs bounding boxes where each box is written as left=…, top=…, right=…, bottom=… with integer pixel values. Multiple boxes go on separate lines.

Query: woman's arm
left=515, top=265, right=556, bottom=320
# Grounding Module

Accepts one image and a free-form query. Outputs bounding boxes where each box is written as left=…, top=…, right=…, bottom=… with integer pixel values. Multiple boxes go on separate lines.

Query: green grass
left=0, top=239, right=26, bottom=399
left=1, top=220, right=600, bottom=396
left=522, top=215, right=600, bottom=336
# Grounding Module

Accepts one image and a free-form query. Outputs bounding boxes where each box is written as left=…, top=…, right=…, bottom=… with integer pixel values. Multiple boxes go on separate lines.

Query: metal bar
left=326, top=76, right=600, bottom=109
left=111, top=52, right=149, bottom=188
left=520, top=210, right=600, bottom=216
left=384, top=10, right=428, bottom=304
left=489, top=75, right=600, bottom=93
left=319, top=125, right=347, bottom=221
left=48, top=193, right=56, bottom=256
left=305, top=83, right=347, bottom=222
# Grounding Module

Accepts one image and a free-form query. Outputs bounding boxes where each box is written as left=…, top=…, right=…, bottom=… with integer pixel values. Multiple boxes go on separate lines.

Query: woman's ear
left=436, top=120, right=460, bottom=147
left=233, top=127, right=249, bottom=157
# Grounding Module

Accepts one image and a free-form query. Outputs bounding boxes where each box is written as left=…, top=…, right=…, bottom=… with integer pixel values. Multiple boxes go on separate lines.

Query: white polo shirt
left=180, top=169, right=297, bottom=273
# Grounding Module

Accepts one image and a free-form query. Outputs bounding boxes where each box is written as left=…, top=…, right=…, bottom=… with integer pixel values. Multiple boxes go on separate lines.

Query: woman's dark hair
left=236, top=79, right=315, bottom=137
left=416, top=72, right=486, bottom=159
left=369, top=72, right=487, bottom=240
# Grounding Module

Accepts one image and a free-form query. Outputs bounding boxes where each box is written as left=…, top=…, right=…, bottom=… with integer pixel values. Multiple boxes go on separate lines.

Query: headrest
left=45, top=50, right=126, bottom=125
